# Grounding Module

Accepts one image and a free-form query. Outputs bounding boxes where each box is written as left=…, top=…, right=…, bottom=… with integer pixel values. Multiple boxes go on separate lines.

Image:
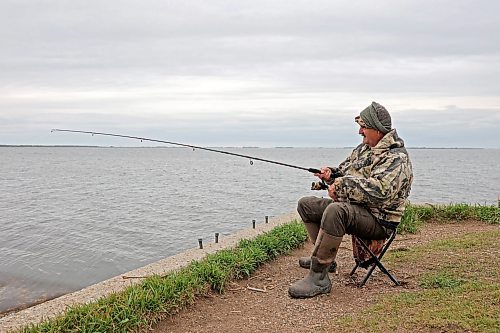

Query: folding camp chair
left=349, top=226, right=400, bottom=287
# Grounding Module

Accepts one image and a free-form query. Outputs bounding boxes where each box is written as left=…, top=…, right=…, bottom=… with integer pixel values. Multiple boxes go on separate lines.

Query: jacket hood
left=372, top=129, right=405, bottom=153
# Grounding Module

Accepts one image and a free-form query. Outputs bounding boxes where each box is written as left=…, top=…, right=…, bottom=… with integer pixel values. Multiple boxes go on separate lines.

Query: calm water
left=1, top=147, right=499, bottom=313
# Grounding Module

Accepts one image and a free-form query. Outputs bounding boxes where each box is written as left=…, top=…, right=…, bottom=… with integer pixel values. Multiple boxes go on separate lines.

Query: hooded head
left=355, top=102, right=392, bottom=134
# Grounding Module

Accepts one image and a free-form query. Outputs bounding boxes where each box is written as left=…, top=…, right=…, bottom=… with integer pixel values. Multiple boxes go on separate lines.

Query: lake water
left=1, top=147, right=499, bottom=313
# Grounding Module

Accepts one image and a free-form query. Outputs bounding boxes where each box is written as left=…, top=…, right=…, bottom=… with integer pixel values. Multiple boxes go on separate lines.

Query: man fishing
left=288, top=101, right=413, bottom=298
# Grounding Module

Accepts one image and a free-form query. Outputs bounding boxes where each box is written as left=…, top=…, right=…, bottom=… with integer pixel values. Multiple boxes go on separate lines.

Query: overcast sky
left=1, top=0, right=499, bottom=147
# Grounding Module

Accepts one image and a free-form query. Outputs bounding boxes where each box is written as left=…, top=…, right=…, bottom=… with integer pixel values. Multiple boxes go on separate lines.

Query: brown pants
left=297, top=196, right=389, bottom=239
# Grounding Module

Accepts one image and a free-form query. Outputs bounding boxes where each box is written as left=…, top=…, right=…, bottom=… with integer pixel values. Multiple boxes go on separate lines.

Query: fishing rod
left=51, top=129, right=324, bottom=176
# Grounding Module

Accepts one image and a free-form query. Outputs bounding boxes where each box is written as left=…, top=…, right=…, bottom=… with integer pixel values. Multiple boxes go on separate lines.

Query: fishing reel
left=310, top=168, right=344, bottom=191
left=311, top=180, right=329, bottom=191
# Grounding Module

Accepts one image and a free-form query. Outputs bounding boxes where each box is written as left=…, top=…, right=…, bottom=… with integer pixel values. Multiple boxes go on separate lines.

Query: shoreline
left=0, top=212, right=299, bottom=332
left=1, top=203, right=497, bottom=332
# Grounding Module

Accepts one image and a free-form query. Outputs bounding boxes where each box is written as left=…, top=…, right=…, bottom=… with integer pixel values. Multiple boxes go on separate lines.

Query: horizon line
left=0, top=144, right=494, bottom=150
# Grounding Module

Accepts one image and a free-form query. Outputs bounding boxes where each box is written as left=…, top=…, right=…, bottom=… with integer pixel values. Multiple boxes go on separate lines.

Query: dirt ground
left=151, top=220, right=498, bottom=333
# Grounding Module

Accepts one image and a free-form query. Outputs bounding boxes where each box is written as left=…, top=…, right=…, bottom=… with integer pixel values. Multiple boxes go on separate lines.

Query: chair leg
left=350, top=262, right=360, bottom=276
left=358, top=257, right=400, bottom=287
left=375, top=261, right=400, bottom=286
left=352, top=230, right=400, bottom=287
left=359, top=264, right=376, bottom=287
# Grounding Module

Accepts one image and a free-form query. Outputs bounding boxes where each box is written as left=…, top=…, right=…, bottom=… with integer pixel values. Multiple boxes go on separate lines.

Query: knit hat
left=355, top=102, right=392, bottom=134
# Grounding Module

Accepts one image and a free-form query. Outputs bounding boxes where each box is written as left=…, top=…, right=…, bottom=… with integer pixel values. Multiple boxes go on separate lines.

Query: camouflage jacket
left=331, top=129, right=413, bottom=224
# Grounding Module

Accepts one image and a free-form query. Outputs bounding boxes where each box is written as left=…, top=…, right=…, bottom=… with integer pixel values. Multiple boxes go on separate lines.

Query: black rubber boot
left=298, top=257, right=337, bottom=273
left=288, top=257, right=331, bottom=298
left=288, top=231, right=343, bottom=299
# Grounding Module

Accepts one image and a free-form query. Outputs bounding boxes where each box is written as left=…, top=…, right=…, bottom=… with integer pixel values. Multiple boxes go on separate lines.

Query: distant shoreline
left=0, top=145, right=491, bottom=149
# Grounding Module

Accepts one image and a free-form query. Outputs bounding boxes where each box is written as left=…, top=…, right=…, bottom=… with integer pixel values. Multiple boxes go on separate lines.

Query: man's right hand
left=314, top=167, right=332, bottom=181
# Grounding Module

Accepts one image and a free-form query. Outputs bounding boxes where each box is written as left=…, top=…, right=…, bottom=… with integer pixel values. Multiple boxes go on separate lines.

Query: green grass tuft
left=419, top=271, right=465, bottom=289
left=398, top=203, right=499, bottom=234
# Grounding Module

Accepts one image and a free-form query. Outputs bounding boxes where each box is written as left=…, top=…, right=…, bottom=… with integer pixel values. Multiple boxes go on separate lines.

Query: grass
left=14, top=221, right=307, bottom=333
left=397, top=202, right=499, bottom=234
left=329, top=230, right=500, bottom=333
left=12, top=203, right=499, bottom=332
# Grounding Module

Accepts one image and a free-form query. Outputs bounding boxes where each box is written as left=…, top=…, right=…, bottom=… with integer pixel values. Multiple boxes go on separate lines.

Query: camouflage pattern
left=331, top=129, right=413, bottom=224
left=351, top=236, right=385, bottom=268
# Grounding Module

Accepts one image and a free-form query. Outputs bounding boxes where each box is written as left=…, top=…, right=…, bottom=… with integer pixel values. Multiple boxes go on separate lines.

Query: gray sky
left=1, top=0, right=499, bottom=147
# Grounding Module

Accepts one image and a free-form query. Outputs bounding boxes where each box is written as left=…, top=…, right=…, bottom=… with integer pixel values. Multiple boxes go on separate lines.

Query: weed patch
left=398, top=203, right=499, bottom=234
left=419, top=271, right=465, bottom=289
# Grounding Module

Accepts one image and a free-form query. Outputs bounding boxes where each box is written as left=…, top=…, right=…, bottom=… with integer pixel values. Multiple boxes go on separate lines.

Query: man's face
left=358, top=126, right=384, bottom=147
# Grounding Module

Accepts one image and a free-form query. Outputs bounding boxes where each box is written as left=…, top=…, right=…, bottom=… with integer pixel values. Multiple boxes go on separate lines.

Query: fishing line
left=51, top=129, right=323, bottom=175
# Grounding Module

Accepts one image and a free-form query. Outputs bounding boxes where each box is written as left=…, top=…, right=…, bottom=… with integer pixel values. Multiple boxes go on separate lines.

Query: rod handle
left=308, top=168, right=321, bottom=174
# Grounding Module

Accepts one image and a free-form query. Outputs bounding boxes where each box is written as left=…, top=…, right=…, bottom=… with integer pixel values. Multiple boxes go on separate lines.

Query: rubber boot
left=288, top=231, right=343, bottom=298
left=298, top=257, right=337, bottom=273
left=298, top=222, right=336, bottom=271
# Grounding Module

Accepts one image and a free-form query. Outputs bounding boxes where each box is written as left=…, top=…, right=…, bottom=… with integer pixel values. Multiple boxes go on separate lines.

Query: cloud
left=0, top=1, right=499, bottom=147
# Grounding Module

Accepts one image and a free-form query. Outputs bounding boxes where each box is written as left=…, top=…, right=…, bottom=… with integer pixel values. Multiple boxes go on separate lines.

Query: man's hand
left=314, top=167, right=332, bottom=181
left=328, top=184, right=338, bottom=201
